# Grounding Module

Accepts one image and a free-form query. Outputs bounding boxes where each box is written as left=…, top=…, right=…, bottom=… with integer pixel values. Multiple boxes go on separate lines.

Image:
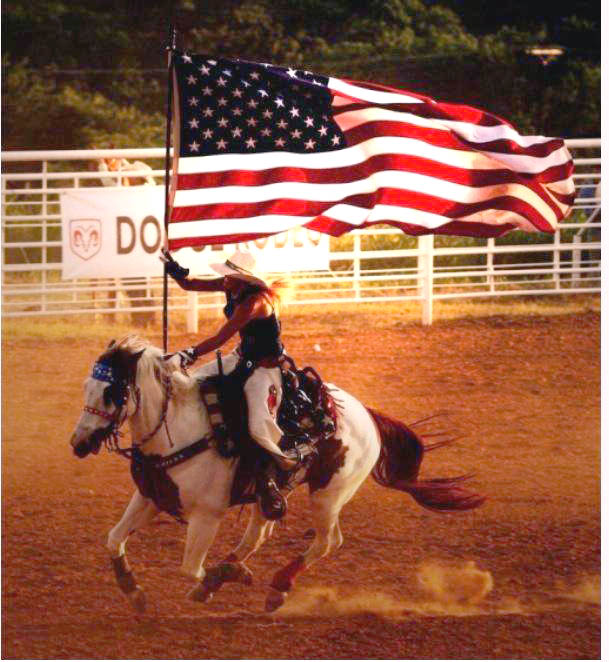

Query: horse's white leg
left=188, top=505, right=276, bottom=603
left=266, top=466, right=370, bottom=612
left=107, top=489, right=158, bottom=612
left=199, top=504, right=275, bottom=601
left=231, top=504, right=275, bottom=562
left=181, top=510, right=226, bottom=602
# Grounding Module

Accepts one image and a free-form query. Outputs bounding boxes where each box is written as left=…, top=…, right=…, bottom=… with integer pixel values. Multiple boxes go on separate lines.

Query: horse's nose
left=69, top=432, right=77, bottom=447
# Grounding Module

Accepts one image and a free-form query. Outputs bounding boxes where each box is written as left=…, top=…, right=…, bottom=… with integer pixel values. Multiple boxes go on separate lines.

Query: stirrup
left=257, top=477, right=287, bottom=521
left=284, top=442, right=318, bottom=466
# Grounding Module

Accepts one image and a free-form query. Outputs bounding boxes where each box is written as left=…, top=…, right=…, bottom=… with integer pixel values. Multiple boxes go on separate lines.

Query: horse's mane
left=103, top=335, right=196, bottom=400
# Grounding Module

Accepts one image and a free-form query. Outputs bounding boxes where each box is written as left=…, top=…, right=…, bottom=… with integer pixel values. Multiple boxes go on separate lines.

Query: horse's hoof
left=188, top=583, right=213, bottom=603
left=265, top=587, right=287, bottom=612
left=127, top=587, right=146, bottom=613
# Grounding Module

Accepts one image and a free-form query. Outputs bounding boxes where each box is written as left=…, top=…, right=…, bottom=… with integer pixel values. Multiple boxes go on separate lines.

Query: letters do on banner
left=60, top=188, right=329, bottom=279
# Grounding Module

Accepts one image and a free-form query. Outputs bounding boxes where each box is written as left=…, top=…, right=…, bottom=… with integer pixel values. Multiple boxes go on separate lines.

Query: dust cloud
left=275, top=563, right=600, bottom=620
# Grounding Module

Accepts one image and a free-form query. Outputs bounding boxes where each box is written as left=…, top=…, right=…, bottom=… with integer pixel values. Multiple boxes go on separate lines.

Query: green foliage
left=1, top=0, right=601, bottom=149
left=2, top=58, right=165, bottom=150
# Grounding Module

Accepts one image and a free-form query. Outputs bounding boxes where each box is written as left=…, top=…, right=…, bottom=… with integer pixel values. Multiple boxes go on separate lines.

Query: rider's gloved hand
left=160, top=248, right=189, bottom=282
left=163, top=347, right=198, bottom=369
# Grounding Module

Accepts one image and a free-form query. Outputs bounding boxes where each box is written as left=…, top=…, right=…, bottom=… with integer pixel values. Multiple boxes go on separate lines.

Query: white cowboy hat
left=209, top=250, right=267, bottom=288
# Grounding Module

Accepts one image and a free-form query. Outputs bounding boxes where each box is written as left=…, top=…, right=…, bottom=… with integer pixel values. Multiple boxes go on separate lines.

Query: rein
left=84, top=366, right=174, bottom=455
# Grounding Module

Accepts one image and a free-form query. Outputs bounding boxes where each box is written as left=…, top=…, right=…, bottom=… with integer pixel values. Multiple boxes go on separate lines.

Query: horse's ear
left=107, top=339, right=116, bottom=348
left=125, top=348, right=146, bottom=382
left=129, top=348, right=146, bottom=365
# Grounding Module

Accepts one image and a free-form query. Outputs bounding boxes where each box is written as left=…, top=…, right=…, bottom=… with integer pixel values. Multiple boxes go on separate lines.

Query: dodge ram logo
left=70, top=219, right=101, bottom=260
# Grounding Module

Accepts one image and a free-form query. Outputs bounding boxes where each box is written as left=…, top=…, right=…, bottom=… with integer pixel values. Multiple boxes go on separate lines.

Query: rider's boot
left=256, top=463, right=287, bottom=521
left=256, top=441, right=318, bottom=521
left=282, top=438, right=318, bottom=484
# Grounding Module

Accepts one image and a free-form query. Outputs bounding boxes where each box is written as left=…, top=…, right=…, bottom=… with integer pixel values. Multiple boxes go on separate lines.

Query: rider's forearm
left=177, top=277, right=225, bottom=292
left=191, top=334, right=225, bottom=357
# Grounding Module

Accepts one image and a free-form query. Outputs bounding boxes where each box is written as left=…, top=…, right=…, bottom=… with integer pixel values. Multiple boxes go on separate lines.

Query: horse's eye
left=103, top=385, right=113, bottom=407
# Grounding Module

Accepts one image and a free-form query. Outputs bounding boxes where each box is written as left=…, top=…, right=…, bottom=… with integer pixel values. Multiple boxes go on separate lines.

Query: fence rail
left=1, top=140, right=601, bottom=326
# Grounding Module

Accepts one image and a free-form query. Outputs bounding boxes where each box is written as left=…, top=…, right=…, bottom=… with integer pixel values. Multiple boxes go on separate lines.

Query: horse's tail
left=367, top=408, right=486, bottom=512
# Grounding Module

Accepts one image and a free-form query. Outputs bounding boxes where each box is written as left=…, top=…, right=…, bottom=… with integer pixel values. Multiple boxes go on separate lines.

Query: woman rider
left=160, top=248, right=312, bottom=520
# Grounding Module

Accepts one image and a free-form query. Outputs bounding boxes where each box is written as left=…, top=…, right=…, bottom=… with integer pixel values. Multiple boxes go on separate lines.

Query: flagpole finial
left=166, top=24, right=177, bottom=52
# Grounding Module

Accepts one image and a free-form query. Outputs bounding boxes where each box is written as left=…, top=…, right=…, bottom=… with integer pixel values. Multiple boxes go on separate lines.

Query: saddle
left=198, top=356, right=342, bottom=507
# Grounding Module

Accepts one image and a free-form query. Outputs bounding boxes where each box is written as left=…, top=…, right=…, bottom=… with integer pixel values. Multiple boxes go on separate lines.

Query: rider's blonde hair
left=264, top=277, right=293, bottom=310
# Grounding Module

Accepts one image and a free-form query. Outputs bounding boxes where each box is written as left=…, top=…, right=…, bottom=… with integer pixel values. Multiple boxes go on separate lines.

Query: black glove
left=160, top=248, right=189, bottom=282
left=164, top=347, right=198, bottom=368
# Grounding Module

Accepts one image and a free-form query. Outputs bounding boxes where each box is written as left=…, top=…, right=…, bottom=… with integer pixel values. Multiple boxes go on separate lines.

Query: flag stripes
left=168, top=52, right=574, bottom=248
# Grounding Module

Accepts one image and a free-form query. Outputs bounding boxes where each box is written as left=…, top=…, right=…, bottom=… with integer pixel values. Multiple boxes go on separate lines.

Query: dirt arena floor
left=2, top=307, right=600, bottom=659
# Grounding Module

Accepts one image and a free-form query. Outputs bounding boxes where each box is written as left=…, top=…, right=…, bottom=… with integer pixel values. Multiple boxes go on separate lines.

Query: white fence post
left=553, top=228, right=561, bottom=289
left=419, top=234, right=434, bottom=325
left=487, top=237, right=495, bottom=293
left=572, top=234, right=582, bottom=287
left=353, top=233, right=361, bottom=300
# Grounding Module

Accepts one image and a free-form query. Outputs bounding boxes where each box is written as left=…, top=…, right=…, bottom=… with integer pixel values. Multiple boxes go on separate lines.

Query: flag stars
left=260, top=127, right=271, bottom=137
left=188, top=140, right=200, bottom=152
left=217, top=77, right=227, bottom=86
left=245, top=137, right=258, bottom=149
left=286, top=68, right=298, bottom=78
left=188, top=118, right=200, bottom=129
left=199, top=64, right=210, bottom=75
left=231, top=107, right=243, bottom=116
left=222, top=69, right=232, bottom=77
left=250, top=71, right=260, bottom=80
left=202, top=86, right=212, bottom=95
left=246, top=117, right=258, bottom=127
left=304, top=138, right=316, bottom=149
left=218, top=98, right=228, bottom=107
left=331, top=135, right=340, bottom=145
left=304, top=116, right=314, bottom=127
left=291, top=128, right=302, bottom=139
left=202, top=129, right=213, bottom=139
left=289, top=107, right=300, bottom=118
left=231, top=127, right=242, bottom=138
left=186, top=75, right=197, bottom=85
left=257, top=89, right=269, bottom=98
left=182, top=54, right=192, bottom=63
left=277, top=119, right=288, bottom=129
left=247, top=99, right=259, bottom=109
left=274, top=97, right=285, bottom=108
left=216, top=139, right=228, bottom=150
left=262, top=109, right=273, bottom=119
left=318, top=125, right=328, bottom=136
left=232, top=88, right=243, bottom=98
left=217, top=117, right=229, bottom=127
left=202, top=107, right=214, bottom=117
left=188, top=97, right=199, bottom=107
left=274, top=137, right=286, bottom=148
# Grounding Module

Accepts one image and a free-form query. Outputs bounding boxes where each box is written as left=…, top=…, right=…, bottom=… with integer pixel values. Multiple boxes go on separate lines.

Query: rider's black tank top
left=224, top=287, right=283, bottom=361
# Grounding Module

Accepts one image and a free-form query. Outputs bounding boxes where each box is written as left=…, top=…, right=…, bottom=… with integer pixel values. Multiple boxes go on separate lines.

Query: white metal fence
left=1, top=140, right=601, bottom=327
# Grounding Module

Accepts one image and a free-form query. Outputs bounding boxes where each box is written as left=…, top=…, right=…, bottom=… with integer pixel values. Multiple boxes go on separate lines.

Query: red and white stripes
left=168, top=74, right=574, bottom=248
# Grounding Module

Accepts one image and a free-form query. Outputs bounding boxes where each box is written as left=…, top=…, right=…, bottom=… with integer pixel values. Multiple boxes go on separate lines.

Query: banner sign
left=60, top=188, right=329, bottom=279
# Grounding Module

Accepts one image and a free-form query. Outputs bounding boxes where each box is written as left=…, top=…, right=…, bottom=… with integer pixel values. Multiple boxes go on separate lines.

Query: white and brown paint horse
left=70, top=336, right=484, bottom=612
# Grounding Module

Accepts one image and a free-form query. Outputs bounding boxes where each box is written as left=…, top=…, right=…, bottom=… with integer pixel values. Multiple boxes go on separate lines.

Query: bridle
left=83, top=359, right=174, bottom=455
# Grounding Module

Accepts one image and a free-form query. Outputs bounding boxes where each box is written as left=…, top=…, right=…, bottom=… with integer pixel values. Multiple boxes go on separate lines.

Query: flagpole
left=162, top=25, right=177, bottom=354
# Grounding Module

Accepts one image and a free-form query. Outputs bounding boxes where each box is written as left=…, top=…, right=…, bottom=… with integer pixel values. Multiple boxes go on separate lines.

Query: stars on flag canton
left=174, top=52, right=346, bottom=157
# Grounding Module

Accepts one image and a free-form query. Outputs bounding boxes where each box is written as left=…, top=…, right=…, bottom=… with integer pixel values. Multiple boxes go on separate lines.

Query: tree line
left=1, top=0, right=600, bottom=151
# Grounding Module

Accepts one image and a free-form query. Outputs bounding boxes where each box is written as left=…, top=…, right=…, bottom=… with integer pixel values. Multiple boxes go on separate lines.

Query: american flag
left=168, top=51, right=574, bottom=249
